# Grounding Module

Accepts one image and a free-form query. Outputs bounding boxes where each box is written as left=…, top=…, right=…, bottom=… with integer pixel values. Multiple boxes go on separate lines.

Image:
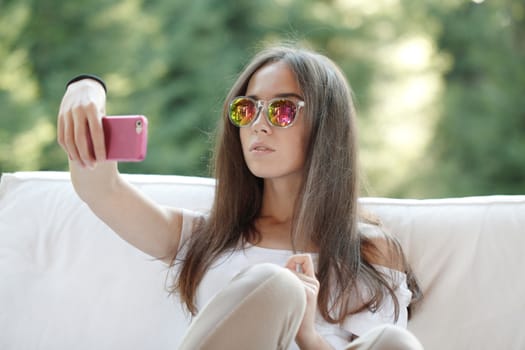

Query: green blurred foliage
left=0, top=0, right=524, bottom=197
left=398, top=0, right=525, bottom=197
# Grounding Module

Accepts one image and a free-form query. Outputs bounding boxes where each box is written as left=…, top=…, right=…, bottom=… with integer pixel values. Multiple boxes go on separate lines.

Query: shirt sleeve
left=177, top=209, right=206, bottom=253
left=342, top=266, right=413, bottom=337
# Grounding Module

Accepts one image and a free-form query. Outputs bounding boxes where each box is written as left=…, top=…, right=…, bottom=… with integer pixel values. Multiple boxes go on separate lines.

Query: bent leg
left=345, top=325, right=424, bottom=350
left=179, top=263, right=306, bottom=350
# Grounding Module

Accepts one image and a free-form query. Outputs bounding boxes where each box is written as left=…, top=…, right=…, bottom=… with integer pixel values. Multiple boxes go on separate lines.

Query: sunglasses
left=228, top=96, right=305, bottom=128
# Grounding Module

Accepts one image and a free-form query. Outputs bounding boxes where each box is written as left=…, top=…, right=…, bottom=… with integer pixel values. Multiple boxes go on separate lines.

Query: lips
left=249, top=142, right=275, bottom=153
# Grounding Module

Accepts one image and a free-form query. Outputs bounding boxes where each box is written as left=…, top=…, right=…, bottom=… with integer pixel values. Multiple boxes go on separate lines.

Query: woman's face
left=239, top=61, right=308, bottom=182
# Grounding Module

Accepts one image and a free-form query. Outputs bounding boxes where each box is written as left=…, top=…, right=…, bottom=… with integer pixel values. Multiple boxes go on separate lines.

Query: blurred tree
left=2, top=0, right=524, bottom=197
left=0, top=0, right=161, bottom=171
left=0, top=0, right=47, bottom=171
left=402, top=0, right=525, bottom=197
left=1, top=0, right=377, bottom=177
left=103, top=0, right=379, bottom=176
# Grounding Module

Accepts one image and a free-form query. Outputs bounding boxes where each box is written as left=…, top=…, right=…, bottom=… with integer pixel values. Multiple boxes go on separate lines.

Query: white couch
left=1, top=171, right=524, bottom=350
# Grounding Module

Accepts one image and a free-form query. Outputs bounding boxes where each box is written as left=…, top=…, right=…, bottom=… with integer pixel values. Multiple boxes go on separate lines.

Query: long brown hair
left=171, top=44, right=421, bottom=323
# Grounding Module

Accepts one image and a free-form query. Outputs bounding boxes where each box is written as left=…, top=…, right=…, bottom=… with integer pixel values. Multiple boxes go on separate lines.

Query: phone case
left=102, top=115, right=148, bottom=162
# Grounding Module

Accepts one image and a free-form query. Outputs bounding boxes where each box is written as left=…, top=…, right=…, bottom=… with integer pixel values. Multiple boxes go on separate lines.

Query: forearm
left=60, top=75, right=182, bottom=261
left=70, top=160, right=119, bottom=203
left=70, top=161, right=181, bottom=261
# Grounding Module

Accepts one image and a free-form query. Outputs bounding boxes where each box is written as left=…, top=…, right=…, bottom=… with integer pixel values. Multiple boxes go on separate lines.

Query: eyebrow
left=247, top=92, right=304, bottom=101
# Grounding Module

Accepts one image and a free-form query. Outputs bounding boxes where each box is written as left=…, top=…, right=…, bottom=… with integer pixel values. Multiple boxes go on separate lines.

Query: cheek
left=239, top=128, right=250, bottom=154
left=288, top=132, right=308, bottom=167
left=298, top=127, right=309, bottom=156
left=298, top=132, right=310, bottom=168
left=239, top=128, right=247, bottom=146
left=298, top=142, right=308, bottom=166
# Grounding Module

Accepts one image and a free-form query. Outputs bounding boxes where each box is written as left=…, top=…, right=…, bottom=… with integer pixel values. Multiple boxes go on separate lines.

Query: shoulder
left=177, top=209, right=208, bottom=242
left=358, top=222, right=405, bottom=272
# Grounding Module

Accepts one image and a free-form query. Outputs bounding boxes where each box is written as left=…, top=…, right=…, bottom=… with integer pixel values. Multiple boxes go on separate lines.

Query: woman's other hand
left=285, top=254, right=332, bottom=349
left=57, top=78, right=107, bottom=168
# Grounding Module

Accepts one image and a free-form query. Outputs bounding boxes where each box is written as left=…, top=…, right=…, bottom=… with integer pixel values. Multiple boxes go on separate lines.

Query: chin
left=248, top=166, right=303, bottom=183
left=248, top=168, right=276, bottom=179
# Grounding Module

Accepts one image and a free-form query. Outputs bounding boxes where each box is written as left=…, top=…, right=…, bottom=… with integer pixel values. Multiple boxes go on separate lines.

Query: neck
left=259, top=177, right=302, bottom=222
left=253, top=175, right=318, bottom=252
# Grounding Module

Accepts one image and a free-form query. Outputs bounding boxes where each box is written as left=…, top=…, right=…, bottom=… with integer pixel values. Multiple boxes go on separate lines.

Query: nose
left=250, top=101, right=272, bottom=134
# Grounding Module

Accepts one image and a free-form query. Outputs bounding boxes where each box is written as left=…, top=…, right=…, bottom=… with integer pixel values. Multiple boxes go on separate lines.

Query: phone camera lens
left=135, top=120, right=143, bottom=134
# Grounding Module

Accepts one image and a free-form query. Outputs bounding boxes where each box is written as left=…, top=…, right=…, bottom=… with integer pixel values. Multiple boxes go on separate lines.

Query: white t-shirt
left=177, top=209, right=412, bottom=350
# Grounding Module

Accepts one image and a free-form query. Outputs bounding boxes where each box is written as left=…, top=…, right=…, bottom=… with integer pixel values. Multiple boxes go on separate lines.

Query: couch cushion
left=361, top=196, right=525, bottom=349
left=1, top=171, right=524, bottom=350
left=0, top=171, right=214, bottom=350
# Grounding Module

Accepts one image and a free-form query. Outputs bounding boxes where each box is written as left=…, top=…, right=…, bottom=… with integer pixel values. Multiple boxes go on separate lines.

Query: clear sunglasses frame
left=228, top=96, right=305, bottom=128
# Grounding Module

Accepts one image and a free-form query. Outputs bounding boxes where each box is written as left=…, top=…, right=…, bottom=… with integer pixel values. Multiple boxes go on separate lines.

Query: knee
left=235, top=263, right=306, bottom=309
left=371, top=325, right=423, bottom=350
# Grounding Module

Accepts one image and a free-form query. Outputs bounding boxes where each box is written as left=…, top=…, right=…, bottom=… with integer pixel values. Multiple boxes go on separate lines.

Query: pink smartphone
left=102, top=115, right=148, bottom=162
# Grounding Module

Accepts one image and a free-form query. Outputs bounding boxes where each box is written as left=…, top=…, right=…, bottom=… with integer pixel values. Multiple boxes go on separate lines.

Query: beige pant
left=179, top=263, right=423, bottom=350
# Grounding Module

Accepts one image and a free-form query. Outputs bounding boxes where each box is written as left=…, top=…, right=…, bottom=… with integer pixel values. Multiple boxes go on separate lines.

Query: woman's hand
left=285, top=254, right=333, bottom=350
left=57, top=78, right=107, bottom=168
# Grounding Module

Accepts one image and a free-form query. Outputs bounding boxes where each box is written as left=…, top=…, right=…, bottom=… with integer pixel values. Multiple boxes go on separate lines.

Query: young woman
left=57, top=44, right=423, bottom=350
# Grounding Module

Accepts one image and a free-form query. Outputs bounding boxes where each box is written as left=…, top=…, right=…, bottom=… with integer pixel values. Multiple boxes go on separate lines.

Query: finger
left=291, top=274, right=319, bottom=304
left=285, top=254, right=307, bottom=270
left=285, top=254, right=316, bottom=278
left=285, top=255, right=308, bottom=274
left=57, top=110, right=66, bottom=151
left=302, top=282, right=319, bottom=298
left=57, top=113, right=74, bottom=161
left=63, top=111, right=81, bottom=163
left=72, top=107, right=93, bottom=167
left=86, top=105, right=106, bottom=161
left=293, top=273, right=320, bottom=291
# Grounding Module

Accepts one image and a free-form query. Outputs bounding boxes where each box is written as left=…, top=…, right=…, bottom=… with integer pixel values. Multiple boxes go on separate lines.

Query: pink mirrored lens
left=268, top=100, right=296, bottom=127
left=229, top=98, right=257, bottom=126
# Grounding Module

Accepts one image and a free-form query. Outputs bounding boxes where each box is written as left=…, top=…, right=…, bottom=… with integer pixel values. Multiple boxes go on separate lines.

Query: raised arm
left=57, top=77, right=183, bottom=263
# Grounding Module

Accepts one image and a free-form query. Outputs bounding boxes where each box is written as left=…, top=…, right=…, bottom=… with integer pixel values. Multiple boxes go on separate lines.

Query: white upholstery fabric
left=0, top=171, right=524, bottom=350
left=361, top=197, right=525, bottom=349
